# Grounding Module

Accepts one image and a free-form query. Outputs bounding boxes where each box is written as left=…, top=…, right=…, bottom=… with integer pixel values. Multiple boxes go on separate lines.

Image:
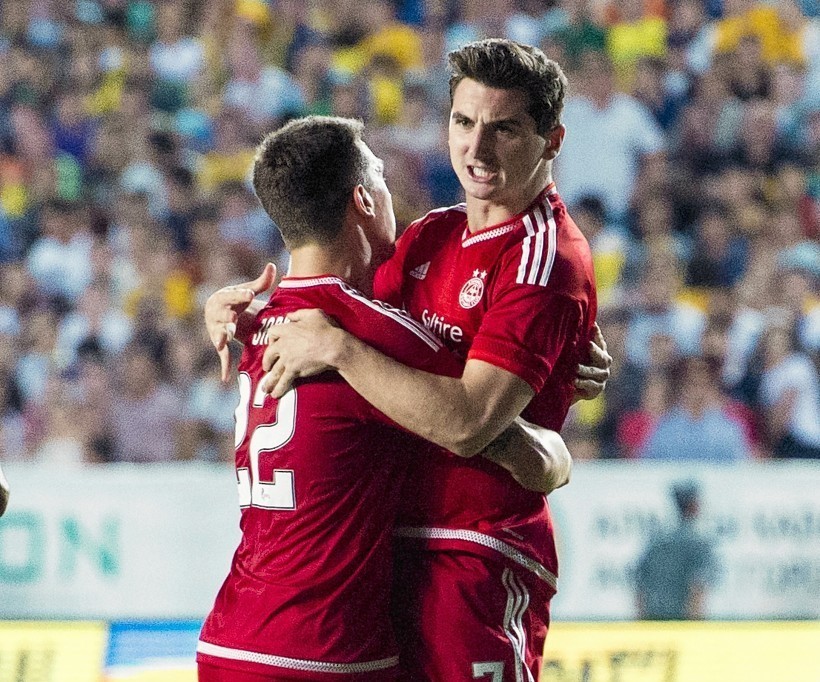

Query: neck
left=286, top=234, right=373, bottom=296
left=466, top=170, right=553, bottom=233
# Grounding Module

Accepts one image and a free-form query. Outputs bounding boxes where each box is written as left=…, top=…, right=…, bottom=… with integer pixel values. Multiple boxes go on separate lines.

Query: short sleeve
left=468, top=285, right=584, bottom=393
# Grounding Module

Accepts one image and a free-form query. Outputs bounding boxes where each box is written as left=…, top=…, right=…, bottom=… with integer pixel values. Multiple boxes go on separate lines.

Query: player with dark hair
left=249, top=39, right=601, bottom=681
left=196, top=115, right=573, bottom=682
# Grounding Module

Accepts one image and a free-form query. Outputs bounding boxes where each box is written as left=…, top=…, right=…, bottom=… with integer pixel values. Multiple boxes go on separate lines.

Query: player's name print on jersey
left=458, top=269, right=487, bottom=309
left=251, top=315, right=289, bottom=345
left=409, top=261, right=430, bottom=280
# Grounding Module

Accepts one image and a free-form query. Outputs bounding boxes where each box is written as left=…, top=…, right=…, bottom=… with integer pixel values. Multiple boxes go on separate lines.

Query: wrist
left=327, top=327, right=356, bottom=371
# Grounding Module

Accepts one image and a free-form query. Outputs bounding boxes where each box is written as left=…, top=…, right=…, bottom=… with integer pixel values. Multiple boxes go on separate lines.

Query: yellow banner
left=0, top=621, right=107, bottom=682
left=542, top=621, right=820, bottom=682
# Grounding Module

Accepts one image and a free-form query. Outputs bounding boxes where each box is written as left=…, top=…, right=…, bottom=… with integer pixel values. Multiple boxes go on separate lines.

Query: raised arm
left=204, top=263, right=276, bottom=380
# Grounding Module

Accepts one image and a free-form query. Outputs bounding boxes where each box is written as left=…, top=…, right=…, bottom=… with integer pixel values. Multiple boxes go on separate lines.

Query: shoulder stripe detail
left=394, top=526, right=557, bottom=589
left=279, top=276, right=443, bottom=351
left=515, top=201, right=557, bottom=287
left=516, top=218, right=533, bottom=284
left=539, top=204, right=558, bottom=286
left=197, top=641, right=399, bottom=674
left=526, top=212, right=545, bottom=286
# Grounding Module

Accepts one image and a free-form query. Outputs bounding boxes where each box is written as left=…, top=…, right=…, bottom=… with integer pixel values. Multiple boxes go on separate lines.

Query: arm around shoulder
left=334, top=341, right=535, bottom=457
left=263, top=311, right=536, bottom=456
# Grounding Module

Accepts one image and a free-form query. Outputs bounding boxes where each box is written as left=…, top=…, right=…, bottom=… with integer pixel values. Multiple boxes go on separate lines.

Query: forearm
left=482, top=418, right=572, bottom=494
left=334, top=334, right=529, bottom=456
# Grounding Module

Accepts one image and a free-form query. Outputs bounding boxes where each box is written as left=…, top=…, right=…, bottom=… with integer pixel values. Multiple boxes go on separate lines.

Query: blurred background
left=0, top=0, right=817, bottom=680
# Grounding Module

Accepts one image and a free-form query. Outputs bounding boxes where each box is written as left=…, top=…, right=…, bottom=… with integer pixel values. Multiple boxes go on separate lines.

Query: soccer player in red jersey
left=196, top=116, right=460, bottom=682
left=252, top=40, right=602, bottom=681
left=197, top=116, right=572, bottom=682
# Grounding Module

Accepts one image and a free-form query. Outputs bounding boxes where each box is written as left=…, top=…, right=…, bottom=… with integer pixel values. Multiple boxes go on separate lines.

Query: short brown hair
left=252, top=116, right=369, bottom=248
left=448, top=39, right=567, bottom=135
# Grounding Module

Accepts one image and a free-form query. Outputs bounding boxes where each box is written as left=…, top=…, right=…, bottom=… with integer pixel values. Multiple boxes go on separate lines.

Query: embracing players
left=208, top=40, right=607, bottom=681
left=255, top=39, right=600, bottom=682
left=197, top=115, right=581, bottom=682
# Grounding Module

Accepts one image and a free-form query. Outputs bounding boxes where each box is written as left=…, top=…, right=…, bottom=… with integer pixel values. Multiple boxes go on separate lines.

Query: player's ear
left=543, top=124, right=565, bottom=160
left=352, top=184, right=376, bottom=218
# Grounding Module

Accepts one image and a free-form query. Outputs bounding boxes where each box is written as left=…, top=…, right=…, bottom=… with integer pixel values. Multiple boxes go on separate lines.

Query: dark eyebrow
left=493, top=116, right=525, bottom=129
left=451, top=110, right=525, bottom=129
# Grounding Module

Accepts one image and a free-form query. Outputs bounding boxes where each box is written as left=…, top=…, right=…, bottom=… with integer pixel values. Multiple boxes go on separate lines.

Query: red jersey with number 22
left=197, top=276, right=462, bottom=681
left=374, top=183, right=597, bottom=596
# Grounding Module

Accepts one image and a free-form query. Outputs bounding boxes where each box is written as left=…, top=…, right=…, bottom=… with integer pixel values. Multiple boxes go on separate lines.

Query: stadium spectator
left=550, top=0, right=607, bottom=69
left=614, top=330, right=679, bottom=458
left=25, top=199, right=94, bottom=304
left=221, top=14, right=306, bottom=124
left=757, top=321, right=820, bottom=458
left=572, top=194, right=632, bottom=308
left=605, top=0, right=668, bottom=89
left=107, top=341, right=183, bottom=463
left=31, top=385, right=90, bottom=466
left=685, top=204, right=748, bottom=288
left=624, top=255, right=706, bottom=368
left=640, top=355, right=751, bottom=461
left=617, top=373, right=671, bottom=459
left=557, top=50, right=665, bottom=221
left=55, top=280, right=133, bottom=369
left=632, top=56, right=687, bottom=131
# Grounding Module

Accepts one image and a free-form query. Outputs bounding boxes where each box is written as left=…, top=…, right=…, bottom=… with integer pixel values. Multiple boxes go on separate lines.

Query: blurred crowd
left=0, top=0, right=817, bottom=465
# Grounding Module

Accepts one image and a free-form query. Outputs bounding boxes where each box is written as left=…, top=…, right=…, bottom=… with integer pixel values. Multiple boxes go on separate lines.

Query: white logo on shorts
left=459, top=270, right=487, bottom=309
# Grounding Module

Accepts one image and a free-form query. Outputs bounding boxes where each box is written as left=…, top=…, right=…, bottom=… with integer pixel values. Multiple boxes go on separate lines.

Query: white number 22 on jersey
left=234, top=372, right=297, bottom=510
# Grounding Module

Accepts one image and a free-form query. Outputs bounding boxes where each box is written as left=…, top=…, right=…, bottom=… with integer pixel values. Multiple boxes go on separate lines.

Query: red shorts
left=392, top=547, right=552, bottom=682
left=198, top=661, right=398, bottom=682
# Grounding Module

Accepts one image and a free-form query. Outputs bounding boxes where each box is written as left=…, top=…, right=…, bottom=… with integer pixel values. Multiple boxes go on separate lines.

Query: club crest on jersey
left=459, top=270, right=486, bottom=309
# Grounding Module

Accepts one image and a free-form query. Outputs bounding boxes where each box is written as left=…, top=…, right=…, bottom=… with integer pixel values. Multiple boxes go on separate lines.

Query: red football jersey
left=197, top=276, right=462, bottom=680
left=374, top=183, right=597, bottom=596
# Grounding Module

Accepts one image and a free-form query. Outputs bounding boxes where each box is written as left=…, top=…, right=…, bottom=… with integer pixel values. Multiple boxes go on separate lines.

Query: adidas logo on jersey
left=409, top=262, right=430, bottom=280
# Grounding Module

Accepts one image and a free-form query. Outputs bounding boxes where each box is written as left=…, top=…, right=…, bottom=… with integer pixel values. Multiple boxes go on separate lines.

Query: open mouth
left=467, top=165, right=496, bottom=182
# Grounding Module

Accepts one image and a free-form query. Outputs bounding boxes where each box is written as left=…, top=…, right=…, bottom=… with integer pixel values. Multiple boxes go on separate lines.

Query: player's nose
left=467, top=125, right=494, bottom=161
